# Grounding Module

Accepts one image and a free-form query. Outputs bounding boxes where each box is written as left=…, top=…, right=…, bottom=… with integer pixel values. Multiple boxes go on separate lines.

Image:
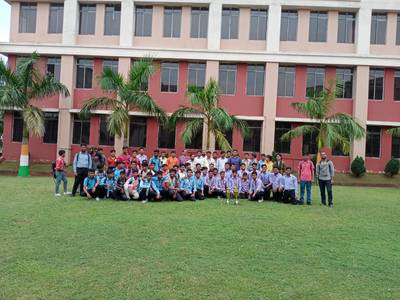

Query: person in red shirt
left=118, top=146, right=131, bottom=168
left=55, top=150, right=70, bottom=196
left=107, top=149, right=117, bottom=169
left=166, top=150, right=179, bottom=170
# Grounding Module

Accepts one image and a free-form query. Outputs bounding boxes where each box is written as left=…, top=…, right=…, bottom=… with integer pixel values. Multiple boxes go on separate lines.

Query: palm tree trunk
left=17, top=125, right=30, bottom=176
left=206, top=125, right=211, bottom=150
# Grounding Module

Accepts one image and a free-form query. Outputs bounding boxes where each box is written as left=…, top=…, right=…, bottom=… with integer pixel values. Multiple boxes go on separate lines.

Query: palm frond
left=16, top=52, right=40, bottom=92
left=325, top=123, right=352, bottom=154
left=209, top=107, right=233, bottom=132
left=128, top=57, right=155, bottom=91
left=108, top=107, right=130, bottom=137
left=231, top=116, right=250, bottom=138
left=23, top=105, right=44, bottom=137
left=327, top=113, right=365, bottom=140
left=214, top=129, right=232, bottom=151
left=169, top=106, right=203, bottom=126
left=80, top=97, right=117, bottom=116
left=281, top=124, right=318, bottom=142
left=0, top=85, right=26, bottom=109
left=30, top=74, right=70, bottom=99
left=98, top=68, right=124, bottom=92
left=0, top=60, right=20, bottom=87
left=387, top=127, right=400, bottom=137
left=132, top=92, right=168, bottom=124
left=181, top=118, right=203, bottom=145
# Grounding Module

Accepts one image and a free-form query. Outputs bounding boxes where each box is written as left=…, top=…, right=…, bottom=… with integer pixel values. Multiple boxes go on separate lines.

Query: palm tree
left=80, top=57, right=166, bottom=144
left=387, top=127, right=400, bottom=137
left=0, top=52, right=70, bottom=176
left=281, top=84, right=365, bottom=158
left=169, top=79, right=249, bottom=150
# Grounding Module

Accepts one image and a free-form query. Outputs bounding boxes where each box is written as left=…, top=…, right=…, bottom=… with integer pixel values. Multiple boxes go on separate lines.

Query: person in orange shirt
left=107, top=149, right=117, bottom=169
left=166, top=150, right=179, bottom=170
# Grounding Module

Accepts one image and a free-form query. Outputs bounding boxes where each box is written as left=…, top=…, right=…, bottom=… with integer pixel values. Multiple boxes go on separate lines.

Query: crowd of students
left=54, top=144, right=335, bottom=207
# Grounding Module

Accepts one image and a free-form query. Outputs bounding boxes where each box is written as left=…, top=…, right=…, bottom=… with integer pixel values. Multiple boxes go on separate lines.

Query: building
left=0, top=0, right=399, bottom=172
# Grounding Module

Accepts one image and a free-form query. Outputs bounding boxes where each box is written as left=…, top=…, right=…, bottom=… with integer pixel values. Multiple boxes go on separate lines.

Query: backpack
left=51, top=161, right=56, bottom=179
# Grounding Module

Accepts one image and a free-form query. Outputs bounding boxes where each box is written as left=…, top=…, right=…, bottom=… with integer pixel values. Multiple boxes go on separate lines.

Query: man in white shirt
left=193, top=151, right=206, bottom=168
left=204, top=151, right=215, bottom=170
left=216, top=151, right=228, bottom=173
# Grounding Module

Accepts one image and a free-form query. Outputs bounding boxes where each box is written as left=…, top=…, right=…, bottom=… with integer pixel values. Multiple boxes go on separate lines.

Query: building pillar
left=351, top=65, right=369, bottom=160
left=261, top=62, right=279, bottom=154
left=120, top=0, right=134, bottom=47
left=62, top=0, right=78, bottom=45
left=356, top=7, right=371, bottom=55
left=207, top=1, right=222, bottom=50
left=57, top=55, right=75, bottom=163
left=203, top=60, right=219, bottom=150
left=266, top=4, right=281, bottom=53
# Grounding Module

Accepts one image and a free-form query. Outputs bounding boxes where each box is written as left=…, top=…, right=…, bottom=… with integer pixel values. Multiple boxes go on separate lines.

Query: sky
left=0, top=0, right=10, bottom=61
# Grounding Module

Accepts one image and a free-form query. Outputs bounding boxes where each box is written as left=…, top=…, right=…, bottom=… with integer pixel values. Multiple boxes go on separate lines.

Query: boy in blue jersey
left=152, top=171, right=166, bottom=200
left=179, top=171, right=195, bottom=201
left=194, top=170, right=205, bottom=200
left=83, top=169, right=99, bottom=199
left=138, top=172, right=160, bottom=203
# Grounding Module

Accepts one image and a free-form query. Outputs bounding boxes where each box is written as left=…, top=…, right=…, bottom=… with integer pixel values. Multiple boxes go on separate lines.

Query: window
left=394, top=71, right=400, bottom=101
left=221, top=8, right=239, bottom=39
left=48, top=4, right=63, bottom=34
left=366, top=126, right=381, bottom=158
left=249, top=9, right=267, bottom=40
left=129, top=117, right=147, bottom=147
left=371, top=13, right=387, bottom=45
left=219, top=64, right=237, bottom=95
left=76, top=59, right=94, bottom=89
left=397, top=15, right=400, bottom=45
left=309, top=12, right=328, bottom=42
left=19, top=3, right=37, bottom=33
left=337, top=12, right=355, bottom=43
left=246, top=64, right=265, bottom=96
left=163, top=7, right=181, bottom=38
left=104, top=4, right=120, bottom=35
left=72, top=115, right=90, bottom=145
left=12, top=111, right=23, bottom=142
left=135, top=6, right=152, bottom=37
left=332, top=144, right=347, bottom=156
left=368, top=68, right=384, bottom=100
left=191, top=7, right=208, bottom=38
left=336, top=68, right=353, bottom=99
left=79, top=4, right=96, bottom=35
left=280, top=10, right=298, bottom=41
left=47, top=57, right=61, bottom=81
left=99, top=115, right=114, bottom=146
left=216, top=129, right=232, bottom=150
left=158, top=124, right=175, bottom=149
left=278, top=66, right=295, bottom=97
left=243, top=121, right=261, bottom=152
left=274, top=122, right=291, bottom=154
left=185, top=121, right=203, bottom=149
left=392, top=136, right=400, bottom=159
left=103, top=59, right=118, bottom=73
left=188, top=63, right=206, bottom=89
left=160, top=62, right=178, bottom=92
left=43, top=112, right=58, bottom=144
left=306, top=67, right=325, bottom=97
left=302, top=129, right=317, bottom=155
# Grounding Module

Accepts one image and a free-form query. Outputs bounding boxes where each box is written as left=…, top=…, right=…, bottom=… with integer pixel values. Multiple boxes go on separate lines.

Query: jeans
left=55, top=171, right=68, bottom=194
left=299, top=181, right=312, bottom=204
left=282, top=190, right=297, bottom=204
left=318, top=179, right=333, bottom=205
left=72, top=168, right=88, bottom=196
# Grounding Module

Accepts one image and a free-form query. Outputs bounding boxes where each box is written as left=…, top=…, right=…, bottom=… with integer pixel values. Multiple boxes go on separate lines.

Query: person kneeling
left=82, top=169, right=99, bottom=200
left=138, top=172, right=161, bottom=203
left=124, top=169, right=140, bottom=200
left=249, top=171, right=264, bottom=202
left=178, top=170, right=195, bottom=201
left=114, top=170, right=128, bottom=200
left=281, top=167, right=298, bottom=205
left=239, top=172, right=250, bottom=199
left=194, top=170, right=205, bottom=200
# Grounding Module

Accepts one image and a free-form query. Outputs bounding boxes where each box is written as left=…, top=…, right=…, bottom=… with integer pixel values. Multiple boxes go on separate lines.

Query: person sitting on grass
left=228, top=169, right=241, bottom=204
left=114, top=170, right=128, bottom=200
left=138, top=172, right=160, bottom=203
left=178, top=173, right=195, bottom=201
left=83, top=169, right=99, bottom=200
left=249, top=171, right=264, bottom=202
left=107, top=149, right=117, bottom=169
left=280, top=167, right=298, bottom=205
left=214, top=171, right=228, bottom=199
left=100, top=169, right=116, bottom=199
left=114, top=161, right=125, bottom=179
left=237, top=163, right=247, bottom=179
left=152, top=171, right=167, bottom=200
left=239, top=172, right=250, bottom=199
left=124, top=169, right=140, bottom=200
left=194, top=170, right=205, bottom=200
left=54, top=150, right=70, bottom=197
left=163, top=169, right=183, bottom=201
left=259, top=164, right=270, bottom=200
left=266, top=166, right=283, bottom=202
left=203, top=169, right=214, bottom=196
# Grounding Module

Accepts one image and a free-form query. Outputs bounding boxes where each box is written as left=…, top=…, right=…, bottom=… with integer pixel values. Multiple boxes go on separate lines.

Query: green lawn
left=0, top=176, right=399, bottom=299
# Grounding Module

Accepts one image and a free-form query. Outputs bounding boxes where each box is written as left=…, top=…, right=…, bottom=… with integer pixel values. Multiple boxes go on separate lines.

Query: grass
left=0, top=177, right=399, bottom=299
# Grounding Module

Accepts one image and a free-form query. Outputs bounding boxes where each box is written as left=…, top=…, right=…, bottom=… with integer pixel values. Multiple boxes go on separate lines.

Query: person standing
left=298, top=153, right=315, bottom=205
left=228, top=149, right=241, bottom=170
left=316, top=152, right=335, bottom=207
left=72, top=144, right=93, bottom=196
left=54, top=150, right=70, bottom=196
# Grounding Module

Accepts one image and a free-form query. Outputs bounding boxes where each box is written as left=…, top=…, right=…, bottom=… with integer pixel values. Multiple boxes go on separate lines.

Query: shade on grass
left=0, top=176, right=399, bottom=299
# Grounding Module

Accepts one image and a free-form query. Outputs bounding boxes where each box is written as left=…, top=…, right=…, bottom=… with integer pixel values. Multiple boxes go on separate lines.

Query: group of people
left=54, top=144, right=335, bottom=207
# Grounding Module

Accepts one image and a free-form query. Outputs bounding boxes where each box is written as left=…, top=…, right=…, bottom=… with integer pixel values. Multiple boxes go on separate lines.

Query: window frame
left=246, top=64, right=265, bottom=96
left=302, top=129, right=318, bottom=156
left=48, top=3, right=64, bottom=34
left=12, top=111, right=23, bottom=143
left=79, top=4, right=96, bottom=35
left=187, top=63, right=206, bottom=90
left=72, top=115, right=90, bottom=145
left=135, top=6, right=153, bottom=37
left=394, top=70, right=400, bottom=101
left=336, top=68, right=353, bottom=99
left=280, top=10, right=298, bottom=41
left=368, top=68, right=385, bottom=101
left=163, top=7, right=182, bottom=38
left=158, top=123, right=176, bottom=149
left=337, top=12, right=355, bottom=44
left=19, top=3, right=37, bottom=33
left=103, top=59, right=119, bottom=73
left=104, top=3, right=121, bottom=36
left=392, top=135, right=400, bottom=159
left=306, top=67, right=325, bottom=98
left=370, top=13, right=387, bottom=45
left=249, top=8, right=268, bottom=41
left=308, top=11, right=328, bottom=42
left=160, top=62, right=179, bottom=93
left=277, top=65, right=296, bottom=97
left=190, top=7, right=208, bottom=38
left=76, top=58, right=94, bottom=89
left=219, top=64, right=237, bottom=95
left=221, top=7, right=240, bottom=40
left=99, top=115, right=114, bottom=146
left=43, top=112, right=59, bottom=144
left=365, top=126, right=381, bottom=158
left=46, top=57, right=61, bottom=82
left=184, top=120, right=203, bottom=149
left=129, top=117, right=147, bottom=147
left=274, top=122, right=291, bottom=154
left=397, top=14, right=400, bottom=46
left=243, top=120, right=262, bottom=152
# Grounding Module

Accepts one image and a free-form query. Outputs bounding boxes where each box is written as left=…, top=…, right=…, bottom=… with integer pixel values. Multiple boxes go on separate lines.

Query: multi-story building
left=1, top=0, right=399, bottom=171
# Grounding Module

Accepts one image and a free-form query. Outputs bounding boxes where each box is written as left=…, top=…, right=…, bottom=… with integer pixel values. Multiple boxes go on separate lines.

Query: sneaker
left=226, top=199, right=230, bottom=204
left=235, top=200, right=239, bottom=205
left=217, top=196, right=221, bottom=200
left=307, top=202, right=311, bottom=206
left=64, top=192, right=72, bottom=195
left=96, top=197, right=100, bottom=201
left=258, top=198, right=264, bottom=203
left=142, top=199, right=148, bottom=204
left=55, top=193, right=61, bottom=197
left=328, top=204, right=333, bottom=208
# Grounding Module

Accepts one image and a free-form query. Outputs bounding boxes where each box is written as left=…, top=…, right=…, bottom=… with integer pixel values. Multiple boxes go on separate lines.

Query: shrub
left=384, top=159, right=400, bottom=177
left=351, top=156, right=366, bottom=177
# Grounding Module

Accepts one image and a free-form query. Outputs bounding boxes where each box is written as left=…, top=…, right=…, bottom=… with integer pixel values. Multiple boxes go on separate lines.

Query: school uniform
left=83, top=177, right=98, bottom=198
left=124, top=177, right=140, bottom=200
left=138, top=178, right=159, bottom=201
left=228, top=176, right=241, bottom=198
left=214, top=177, right=228, bottom=198
left=281, top=174, right=298, bottom=205
left=193, top=176, right=205, bottom=200
left=239, top=179, right=250, bottom=199
left=163, top=176, right=183, bottom=201
left=152, top=176, right=167, bottom=200
left=268, top=172, right=283, bottom=202
left=249, top=178, right=264, bottom=201
left=259, top=171, right=270, bottom=199
left=72, top=151, right=93, bottom=196
left=179, top=178, right=195, bottom=201
left=115, top=177, right=128, bottom=200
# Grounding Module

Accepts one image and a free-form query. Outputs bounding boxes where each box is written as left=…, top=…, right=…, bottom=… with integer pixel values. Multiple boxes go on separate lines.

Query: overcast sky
left=0, top=0, right=10, bottom=60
